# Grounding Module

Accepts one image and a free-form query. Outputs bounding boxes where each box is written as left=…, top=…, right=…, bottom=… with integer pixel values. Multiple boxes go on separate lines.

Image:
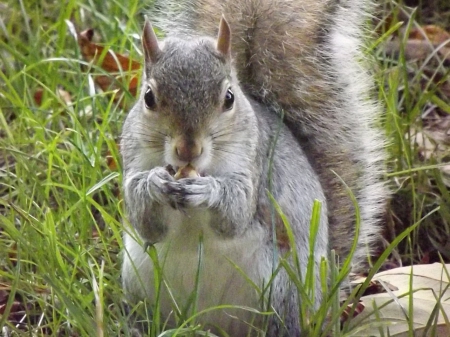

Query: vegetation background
left=0, top=0, right=449, bottom=335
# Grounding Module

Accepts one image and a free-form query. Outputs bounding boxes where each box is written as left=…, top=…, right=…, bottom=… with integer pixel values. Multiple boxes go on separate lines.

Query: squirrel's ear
left=216, top=16, right=231, bottom=60
left=142, top=19, right=161, bottom=64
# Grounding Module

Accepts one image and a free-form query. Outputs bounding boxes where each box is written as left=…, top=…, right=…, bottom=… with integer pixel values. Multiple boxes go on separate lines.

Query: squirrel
left=120, top=0, right=387, bottom=335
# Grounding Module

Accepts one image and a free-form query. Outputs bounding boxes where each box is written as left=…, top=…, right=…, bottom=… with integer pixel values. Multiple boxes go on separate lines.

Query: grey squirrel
left=120, top=0, right=387, bottom=335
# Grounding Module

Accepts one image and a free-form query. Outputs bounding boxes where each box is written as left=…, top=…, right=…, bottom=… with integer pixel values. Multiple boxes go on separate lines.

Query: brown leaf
left=77, top=28, right=141, bottom=107
left=420, top=251, right=431, bottom=264
left=409, top=25, right=450, bottom=45
left=384, top=39, right=450, bottom=62
left=383, top=24, right=450, bottom=62
left=106, top=150, right=117, bottom=171
left=33, top=87, right=73, bottom=107
left=34, top=87, right=44, bottom=106
left=340, top=301, right=365, bottom=325
left=106, top=142, right=120, bottom=171
left=78, top=29, right=140, bottom=72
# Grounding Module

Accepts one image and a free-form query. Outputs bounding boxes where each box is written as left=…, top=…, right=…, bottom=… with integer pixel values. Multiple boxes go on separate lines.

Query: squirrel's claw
left=165, top=177, right=216, bottom=209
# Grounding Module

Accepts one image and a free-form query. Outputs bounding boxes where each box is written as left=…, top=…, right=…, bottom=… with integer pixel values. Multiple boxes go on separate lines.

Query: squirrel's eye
left=144, top=87, right=156, bottom=110
left=223, top=88, right=234, bottom=111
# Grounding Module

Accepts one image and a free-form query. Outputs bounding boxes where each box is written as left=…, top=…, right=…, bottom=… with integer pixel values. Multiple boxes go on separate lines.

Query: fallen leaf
left=383, top=39, right=450, bottom=62
left=409, top=114, right=450, bottom=188
left=106, top=150, right=117, bottom=171
left=340, top=301, right=366, bottom=326
left=349, top=263, right=450, bottom=336
left=409, top=25, right=450, bottom=45
left=33, top=87, right=72, bottom=107
left=383, top=23, right=450, bottom=62
left=57, top=87, right=72, bottom=105
left=77, top=28, right=141, bottom=108
left=34, top=87, right=44, bottom=106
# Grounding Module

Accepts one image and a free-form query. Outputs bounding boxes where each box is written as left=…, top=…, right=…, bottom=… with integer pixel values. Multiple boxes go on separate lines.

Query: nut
left=174, top=164, right=199, bottom=180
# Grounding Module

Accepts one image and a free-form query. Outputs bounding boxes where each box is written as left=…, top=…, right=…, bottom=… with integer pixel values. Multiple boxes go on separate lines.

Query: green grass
left=377, top=0, right=450, bottom=265
left=1, top=0, right=449, bottom=336
left=0, top=0, right=144, bottom=335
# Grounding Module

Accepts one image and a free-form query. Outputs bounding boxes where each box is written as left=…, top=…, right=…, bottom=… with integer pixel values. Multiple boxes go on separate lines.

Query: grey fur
left=122, top=32, right=328, bottom=335
left=121, top=0, right=387, bottom=335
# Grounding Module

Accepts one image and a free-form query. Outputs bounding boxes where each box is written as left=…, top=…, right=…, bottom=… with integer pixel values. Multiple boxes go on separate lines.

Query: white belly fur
left=122, top=207, right=269, bottom=333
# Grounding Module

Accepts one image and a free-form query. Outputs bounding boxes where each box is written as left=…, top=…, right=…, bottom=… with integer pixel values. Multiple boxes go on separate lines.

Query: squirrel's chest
left=153, top=207, right=266, bottom=321
left=159, top=207, right=260, bottom=285
left=164, top=207, right=214, bottom=242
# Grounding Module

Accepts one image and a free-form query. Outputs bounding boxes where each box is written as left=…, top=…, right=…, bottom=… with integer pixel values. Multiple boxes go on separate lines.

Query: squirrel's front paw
left=166, top=177, right=219, bottom=208
left=147, top=167, right=176, bottom=205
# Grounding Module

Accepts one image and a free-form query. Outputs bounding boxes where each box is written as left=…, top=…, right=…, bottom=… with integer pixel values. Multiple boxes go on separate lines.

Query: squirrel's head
left=136, top=17, right=254, bottom=173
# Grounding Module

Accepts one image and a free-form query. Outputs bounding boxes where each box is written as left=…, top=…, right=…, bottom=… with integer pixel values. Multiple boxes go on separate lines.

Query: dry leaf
left=57, top=87, right=72, bottom=105
left=384, top=39, right=450, bottom=62
left=409, top=25, right=450, bottom=45
left=383, top=24, right=450, bottom=62
left=341, top=301, right=366, bottom=326
left=409, top=115, right=450, bottom=187
left=349, top=263, right=450, bottom=336
left=77, top=28, right=141, bottom=107
left=34, top=87, right=44, bottom=106
left=106, top=142, right=120, bottom=171
left=33, top=87, right=72, bottom=107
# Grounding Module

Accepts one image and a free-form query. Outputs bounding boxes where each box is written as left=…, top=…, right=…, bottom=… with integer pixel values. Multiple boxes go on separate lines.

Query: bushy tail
left=150, top=0, right=388, bottom=270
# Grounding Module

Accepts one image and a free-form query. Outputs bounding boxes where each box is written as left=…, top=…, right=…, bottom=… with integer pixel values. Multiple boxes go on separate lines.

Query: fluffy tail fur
left=149, top=0, right=388, bottom=270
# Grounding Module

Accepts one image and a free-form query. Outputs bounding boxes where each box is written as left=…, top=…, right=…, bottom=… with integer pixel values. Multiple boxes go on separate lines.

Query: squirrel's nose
left=175, top=137, right=203, bottom=162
